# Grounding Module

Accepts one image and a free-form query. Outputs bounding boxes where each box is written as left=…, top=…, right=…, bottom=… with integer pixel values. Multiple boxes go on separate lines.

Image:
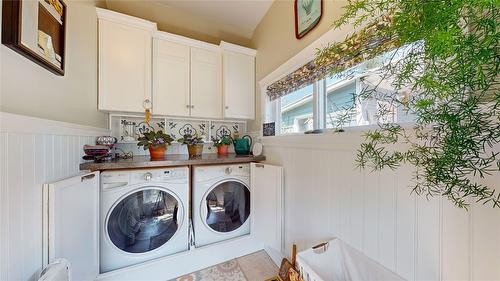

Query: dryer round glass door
left=107, top=188, right=183, bottom=253
left=203, top=181, right=250, bottom=233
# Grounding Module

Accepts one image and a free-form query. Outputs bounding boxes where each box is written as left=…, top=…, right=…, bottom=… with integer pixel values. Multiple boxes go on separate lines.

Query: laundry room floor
left=171, top=250, right=278, bottom=281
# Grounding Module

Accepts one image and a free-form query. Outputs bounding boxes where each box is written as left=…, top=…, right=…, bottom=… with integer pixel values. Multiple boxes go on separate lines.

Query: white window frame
left=274, top=77, right=359, bottom=135
left=258, top=27, right=417, bottom=137
left=274, top=81, right=322, bottom=135
left=260, top=27, right=356, bottom=136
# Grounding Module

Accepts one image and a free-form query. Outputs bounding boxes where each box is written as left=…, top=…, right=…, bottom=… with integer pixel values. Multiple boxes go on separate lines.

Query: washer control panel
left=194, top=164, right=250, bottom=182
left=101, top=167, right=189, bottom=190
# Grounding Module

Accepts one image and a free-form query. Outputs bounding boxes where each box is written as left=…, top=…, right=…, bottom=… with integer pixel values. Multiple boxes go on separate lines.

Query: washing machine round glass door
left=203, top=180, right=250, bottom=233
left=107, top=187, right=183, bottom=253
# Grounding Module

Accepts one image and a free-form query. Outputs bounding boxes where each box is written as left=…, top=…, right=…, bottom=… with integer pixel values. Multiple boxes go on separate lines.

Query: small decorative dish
left=83, top=145, right=109, bottom=156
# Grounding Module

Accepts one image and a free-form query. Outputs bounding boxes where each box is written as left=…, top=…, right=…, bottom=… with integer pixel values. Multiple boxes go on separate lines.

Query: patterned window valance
left=266, top=14, right=400, bottom=101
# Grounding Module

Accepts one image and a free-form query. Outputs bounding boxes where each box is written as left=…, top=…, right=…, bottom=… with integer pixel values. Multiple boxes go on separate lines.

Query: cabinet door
left=43, top=172, right=99, bottom=281
left=98, top=19, right=152, bottom=112
left=251, top=163, right=284, bottom=265
left=190, top=47, right=222, bottom=119
left=223, top=50, right=255, bottom=119
left=153, top=39, right=190, bottom=117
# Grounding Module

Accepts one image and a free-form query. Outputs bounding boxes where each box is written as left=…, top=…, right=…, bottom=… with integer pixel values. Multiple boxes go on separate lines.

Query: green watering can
left=233, top=135, right=252, bottom=155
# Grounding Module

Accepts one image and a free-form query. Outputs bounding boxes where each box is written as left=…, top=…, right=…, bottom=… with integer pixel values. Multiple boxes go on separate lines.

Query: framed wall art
left=294, top=0, right=322, bottom=39
left=2, top=0, right=67, bottom=75
left=263, top=122, right=276, bottom=137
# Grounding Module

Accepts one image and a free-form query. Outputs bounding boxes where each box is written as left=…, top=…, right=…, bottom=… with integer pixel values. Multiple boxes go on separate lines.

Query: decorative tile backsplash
left=110, top=114, right=246, bottom=156
left=211, top=121, right=245, bottom=138
left=166, top=119, right=210, bottom=140
left=110, top=116, right=165, bottom=143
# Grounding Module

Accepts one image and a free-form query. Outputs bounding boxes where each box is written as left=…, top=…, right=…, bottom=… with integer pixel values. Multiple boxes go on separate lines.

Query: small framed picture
left=294, top=0, right=322, bottom=39
left=2, top=0, right=67, bottom=75
left=263, top=122, right=276, bottom=137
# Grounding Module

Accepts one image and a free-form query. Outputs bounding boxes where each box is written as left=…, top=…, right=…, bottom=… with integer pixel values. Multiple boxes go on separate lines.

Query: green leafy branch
left=318, top=0, right=500, bottom=209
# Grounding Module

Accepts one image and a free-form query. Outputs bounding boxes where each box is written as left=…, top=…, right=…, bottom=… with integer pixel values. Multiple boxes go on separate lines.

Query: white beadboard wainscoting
left=262, top=133, right=500, bottom=281
left=0, top=112, right=109, bottom=281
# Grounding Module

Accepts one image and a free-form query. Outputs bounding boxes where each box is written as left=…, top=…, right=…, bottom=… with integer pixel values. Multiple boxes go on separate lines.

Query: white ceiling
left=154, top=0, right=273, bottom=38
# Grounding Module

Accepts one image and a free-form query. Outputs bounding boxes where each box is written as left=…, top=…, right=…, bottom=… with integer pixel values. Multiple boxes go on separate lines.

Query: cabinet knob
left=225, top=106, right=229, bottom=109
left=191, top=105, right=195, bottom=109
left=143, top=99, right=152, bottom=110
left=186, top=105, right=190, bottom=108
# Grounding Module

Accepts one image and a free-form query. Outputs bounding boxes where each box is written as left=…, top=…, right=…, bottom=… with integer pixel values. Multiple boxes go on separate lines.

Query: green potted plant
left=137, top=130, right=173, bottom=160
left=177, top=134, right=205, bottom=158
left=211, top=135, right=232, bottom=155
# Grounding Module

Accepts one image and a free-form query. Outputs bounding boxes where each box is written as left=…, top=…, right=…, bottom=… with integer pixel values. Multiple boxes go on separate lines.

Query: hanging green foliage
left=317, top=0, right=500, bottom=208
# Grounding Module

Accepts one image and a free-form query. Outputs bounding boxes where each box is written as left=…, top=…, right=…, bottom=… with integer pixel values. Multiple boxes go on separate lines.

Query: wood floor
left=173, top=250, right=278, bottom=281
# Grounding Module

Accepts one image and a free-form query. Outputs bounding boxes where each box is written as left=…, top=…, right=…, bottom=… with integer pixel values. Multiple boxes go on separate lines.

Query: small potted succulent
left=211, top=135, right=232, bottom=155
left=177, top=134, right=205, bottom=158
left=137, top=130, right=173, bottom=160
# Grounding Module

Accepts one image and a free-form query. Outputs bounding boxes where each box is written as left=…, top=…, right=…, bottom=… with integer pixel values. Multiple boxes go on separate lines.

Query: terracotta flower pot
left=188, top=144, right=204, bottom=158
left=217, top=145, right=229, bottom=155
left=149, top=146, right=166, bottom=160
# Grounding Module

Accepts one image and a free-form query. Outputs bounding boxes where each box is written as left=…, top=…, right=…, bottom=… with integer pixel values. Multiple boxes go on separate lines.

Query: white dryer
left=193, top=164, right=251, bottom=247
left=100, top=167, right=189, bottom=273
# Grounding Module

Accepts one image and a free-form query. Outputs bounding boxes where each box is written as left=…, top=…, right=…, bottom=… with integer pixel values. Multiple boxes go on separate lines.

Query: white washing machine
left=193, top=164, right=251, bottom=247
left=100, top=167, right=189, bottom=273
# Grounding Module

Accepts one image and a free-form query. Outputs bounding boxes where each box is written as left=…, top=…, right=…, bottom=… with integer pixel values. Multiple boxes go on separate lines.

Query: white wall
left=0, top=0, right=108, bottom=129
left=262, top=133, right=500, bottom=281
left=0, top=112, right=109, bottom=281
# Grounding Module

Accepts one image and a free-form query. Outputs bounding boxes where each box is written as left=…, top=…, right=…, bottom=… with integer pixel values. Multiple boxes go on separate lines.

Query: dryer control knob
left=225, top=167, right=232, bottom=175
left=144, top=172, right=153, bottom=181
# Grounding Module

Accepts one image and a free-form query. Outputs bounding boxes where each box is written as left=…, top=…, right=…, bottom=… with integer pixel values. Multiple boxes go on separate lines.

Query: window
left=325, top=81, right=357, bottom=129
left=273, top=43, right=419, bottom=135
left=280, top=84, right=314, bottom=134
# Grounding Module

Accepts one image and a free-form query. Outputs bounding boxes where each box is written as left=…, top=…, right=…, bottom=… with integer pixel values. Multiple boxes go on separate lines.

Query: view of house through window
left=325, top=80, right=356, bottom=129
left=277, top=43, right=419, bottom=135
left=280, top=84, right=314, bottom=134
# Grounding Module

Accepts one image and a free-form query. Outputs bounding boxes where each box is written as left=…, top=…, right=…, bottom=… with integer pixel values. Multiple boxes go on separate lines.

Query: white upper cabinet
left=153, top=39, right=190, bottom=117
left=97, top=9, right=156, bottom=113
left=96, top=9, right=255, bottom=120
left=221, top=42, right=257, bottom=120
left=153, top=32, right=222, bottom=119
left=190, top=47, right=222, bottom=119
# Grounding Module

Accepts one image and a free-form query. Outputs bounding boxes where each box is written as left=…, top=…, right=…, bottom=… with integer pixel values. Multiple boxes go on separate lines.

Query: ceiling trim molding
left=96, top=8, right=157, bottom=32
left=220, top=41, right=257, bottom=56
left=154, top=31, right=220, bottom=52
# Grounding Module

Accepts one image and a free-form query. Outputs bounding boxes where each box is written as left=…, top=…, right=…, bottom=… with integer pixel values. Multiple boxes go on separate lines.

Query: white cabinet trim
left=220, top=41, right=257, bottom=56
left=96, top=8, right=157, bottom=32
left=154, top=31, right=219, bottom=52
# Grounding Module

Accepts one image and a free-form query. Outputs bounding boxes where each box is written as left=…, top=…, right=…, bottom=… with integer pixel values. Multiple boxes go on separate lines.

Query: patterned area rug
left=173, top=260, right=247, bottom=281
